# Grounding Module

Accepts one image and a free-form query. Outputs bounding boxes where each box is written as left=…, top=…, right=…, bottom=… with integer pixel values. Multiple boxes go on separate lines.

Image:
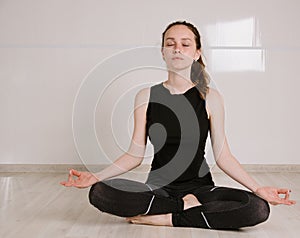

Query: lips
left=172, top=57, right=184, bottom=60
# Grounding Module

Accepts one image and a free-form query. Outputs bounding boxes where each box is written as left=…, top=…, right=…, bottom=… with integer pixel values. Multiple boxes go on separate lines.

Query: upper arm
left=127, top=87, right=150, bottom=159
left=206, top=88, right=232, bottom=163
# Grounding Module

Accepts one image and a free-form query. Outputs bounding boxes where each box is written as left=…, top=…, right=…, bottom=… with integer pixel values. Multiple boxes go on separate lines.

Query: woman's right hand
left=60, top=169, right=99, bottom=189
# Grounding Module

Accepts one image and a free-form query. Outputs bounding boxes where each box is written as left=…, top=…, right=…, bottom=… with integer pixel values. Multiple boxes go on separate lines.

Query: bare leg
left=126, top=214, right=172, bottom=226
left=125, top=194, right=201, bottom=226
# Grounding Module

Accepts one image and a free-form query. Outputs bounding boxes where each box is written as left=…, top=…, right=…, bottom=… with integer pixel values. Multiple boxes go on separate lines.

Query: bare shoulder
left=206, top=87, right=225, bottom=118
left=136, top=87, right=150, bottom=98
left=206, top=87, right=223, bottom=101
left=134, top=87, right=151, bottom=108
left=206, top=87, right=225, bottom=106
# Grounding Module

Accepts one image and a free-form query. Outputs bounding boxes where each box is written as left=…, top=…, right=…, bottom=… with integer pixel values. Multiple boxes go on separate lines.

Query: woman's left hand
left=255, top=186, right=296, bottom=205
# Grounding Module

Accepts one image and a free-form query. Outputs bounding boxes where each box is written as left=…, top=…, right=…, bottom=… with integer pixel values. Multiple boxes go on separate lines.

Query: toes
left=125, top=216, right=140, bottom=224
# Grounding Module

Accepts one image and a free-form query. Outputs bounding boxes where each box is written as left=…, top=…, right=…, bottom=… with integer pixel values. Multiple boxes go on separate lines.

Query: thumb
left=70, top=169, right=81, bottom=177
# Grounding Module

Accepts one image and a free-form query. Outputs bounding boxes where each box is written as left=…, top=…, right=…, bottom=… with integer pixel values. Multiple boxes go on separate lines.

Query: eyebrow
left=165, top=37, right=192, bottom=41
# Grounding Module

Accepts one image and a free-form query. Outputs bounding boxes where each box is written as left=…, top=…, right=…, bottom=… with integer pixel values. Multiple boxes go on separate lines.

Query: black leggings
left=88, top=179, right=270, bottom=230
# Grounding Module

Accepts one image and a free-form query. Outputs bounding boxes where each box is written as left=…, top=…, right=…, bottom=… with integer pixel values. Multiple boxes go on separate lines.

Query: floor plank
left=0, top=172, right=299, bottom=238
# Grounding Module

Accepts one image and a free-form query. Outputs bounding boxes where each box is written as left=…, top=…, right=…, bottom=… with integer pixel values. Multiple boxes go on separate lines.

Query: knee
left=251, top=195, right=270, bottom=225
left=258, top=199, right=270, bottom=223
left=88, top=181, right=106, bottom=207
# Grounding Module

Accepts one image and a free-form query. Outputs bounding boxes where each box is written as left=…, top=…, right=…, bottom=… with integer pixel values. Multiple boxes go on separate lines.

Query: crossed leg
left=89, top=179, right=270, bottom=229
left=125, top=194, right=201, bottom=226
left=125, top=187, right=270, bottom=229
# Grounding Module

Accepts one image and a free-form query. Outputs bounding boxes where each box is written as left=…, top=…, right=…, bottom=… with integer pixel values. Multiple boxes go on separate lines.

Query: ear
left=194, top=49, right=201, bottom=61
left=161, top=47, right=166, bottom=61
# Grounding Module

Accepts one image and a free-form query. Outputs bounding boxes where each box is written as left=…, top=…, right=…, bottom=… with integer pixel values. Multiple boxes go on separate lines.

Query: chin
left=167, top=62, right=192, bottom=72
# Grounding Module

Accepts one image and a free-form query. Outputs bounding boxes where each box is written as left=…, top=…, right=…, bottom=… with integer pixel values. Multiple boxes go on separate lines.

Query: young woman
left=61, top=21, right=296, bottom=230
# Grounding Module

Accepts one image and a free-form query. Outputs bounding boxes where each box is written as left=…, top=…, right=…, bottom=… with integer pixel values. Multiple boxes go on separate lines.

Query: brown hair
left=162, top=20, right=210, bottom=99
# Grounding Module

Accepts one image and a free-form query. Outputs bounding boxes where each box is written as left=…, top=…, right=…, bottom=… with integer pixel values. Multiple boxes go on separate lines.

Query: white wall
left=0, top=0, right=299, bottom=165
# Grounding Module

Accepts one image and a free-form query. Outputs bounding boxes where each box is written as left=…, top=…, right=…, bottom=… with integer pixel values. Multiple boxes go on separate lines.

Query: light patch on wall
left=204, top=17, right=265, bottom=72
left=210, top=48, right=265, bottom=72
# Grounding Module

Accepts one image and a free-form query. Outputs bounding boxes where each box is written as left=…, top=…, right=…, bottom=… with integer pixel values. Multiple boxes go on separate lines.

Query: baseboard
left=1, top=164, right=300, bottom=173
left=209, top=164, right=300, bottom=173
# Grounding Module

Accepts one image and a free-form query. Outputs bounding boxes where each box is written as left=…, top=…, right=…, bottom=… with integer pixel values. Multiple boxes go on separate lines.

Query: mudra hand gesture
left=60, top=169, right=99, bottom=188
left=255, top=186, right=296, bottom=205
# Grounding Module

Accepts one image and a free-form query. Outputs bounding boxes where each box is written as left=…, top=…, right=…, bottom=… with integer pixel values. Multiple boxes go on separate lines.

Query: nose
left=174, top=48, right=181, bottom=54
left=173, top=43, right=182, bottom=54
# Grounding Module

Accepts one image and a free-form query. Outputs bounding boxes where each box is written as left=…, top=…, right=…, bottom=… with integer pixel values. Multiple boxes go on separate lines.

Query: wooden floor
left=0, top=171, right=299, bottom=238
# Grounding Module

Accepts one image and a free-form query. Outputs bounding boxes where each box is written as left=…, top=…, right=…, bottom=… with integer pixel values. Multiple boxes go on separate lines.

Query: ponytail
left=191, top=55, right=210, bottom=100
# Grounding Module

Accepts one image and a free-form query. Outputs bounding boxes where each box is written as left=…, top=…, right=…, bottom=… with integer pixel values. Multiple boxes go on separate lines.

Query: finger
left=282, top=200, right=295, bottom=205
left=71, top=169, right=81, bottom=177
left=284, top=192, right=290, bottom=200
left=273, top=198, right=296, bottom=205
left=277, top=188, right=290, bottom=194
left=276, top=190, right=290, bottom=200
left=280, top=199, right=292, bottom=205
left=278, top=189, right=294, bottom=201
left=268, top=193, right=289, bottom=204
left=60, top=181, right=74, bottom=187
left=282, top=197, right=296, bottom=205
left=68, top=169, right=75, bottom=183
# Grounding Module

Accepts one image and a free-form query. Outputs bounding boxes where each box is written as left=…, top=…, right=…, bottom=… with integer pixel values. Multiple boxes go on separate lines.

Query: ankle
left=182, top=194, right=201, bottom=210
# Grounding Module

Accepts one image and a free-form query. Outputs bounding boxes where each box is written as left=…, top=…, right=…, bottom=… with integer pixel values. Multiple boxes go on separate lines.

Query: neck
left=165, top=67, right=195, bottom=91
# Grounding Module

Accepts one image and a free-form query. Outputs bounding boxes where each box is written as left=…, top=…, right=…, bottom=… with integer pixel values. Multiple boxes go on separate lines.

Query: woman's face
left=162, top=25, right=201, bottom=71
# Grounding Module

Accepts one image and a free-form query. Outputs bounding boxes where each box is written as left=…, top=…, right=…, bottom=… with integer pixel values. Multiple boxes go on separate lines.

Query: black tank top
left=145, top=82, right=214, bottom=189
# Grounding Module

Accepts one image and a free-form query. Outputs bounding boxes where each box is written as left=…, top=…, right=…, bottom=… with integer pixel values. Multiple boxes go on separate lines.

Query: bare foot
left=182, top=194, right=201, bottom=210
left=125, top=194, right=201, bottom=227
left=125, top=214, right=172, bottom=226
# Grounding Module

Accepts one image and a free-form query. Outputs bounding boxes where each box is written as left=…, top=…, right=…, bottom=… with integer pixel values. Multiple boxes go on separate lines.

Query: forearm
left=216, top=155, right=261, bottom=192
left=93, top=153, right=143, bottom=182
